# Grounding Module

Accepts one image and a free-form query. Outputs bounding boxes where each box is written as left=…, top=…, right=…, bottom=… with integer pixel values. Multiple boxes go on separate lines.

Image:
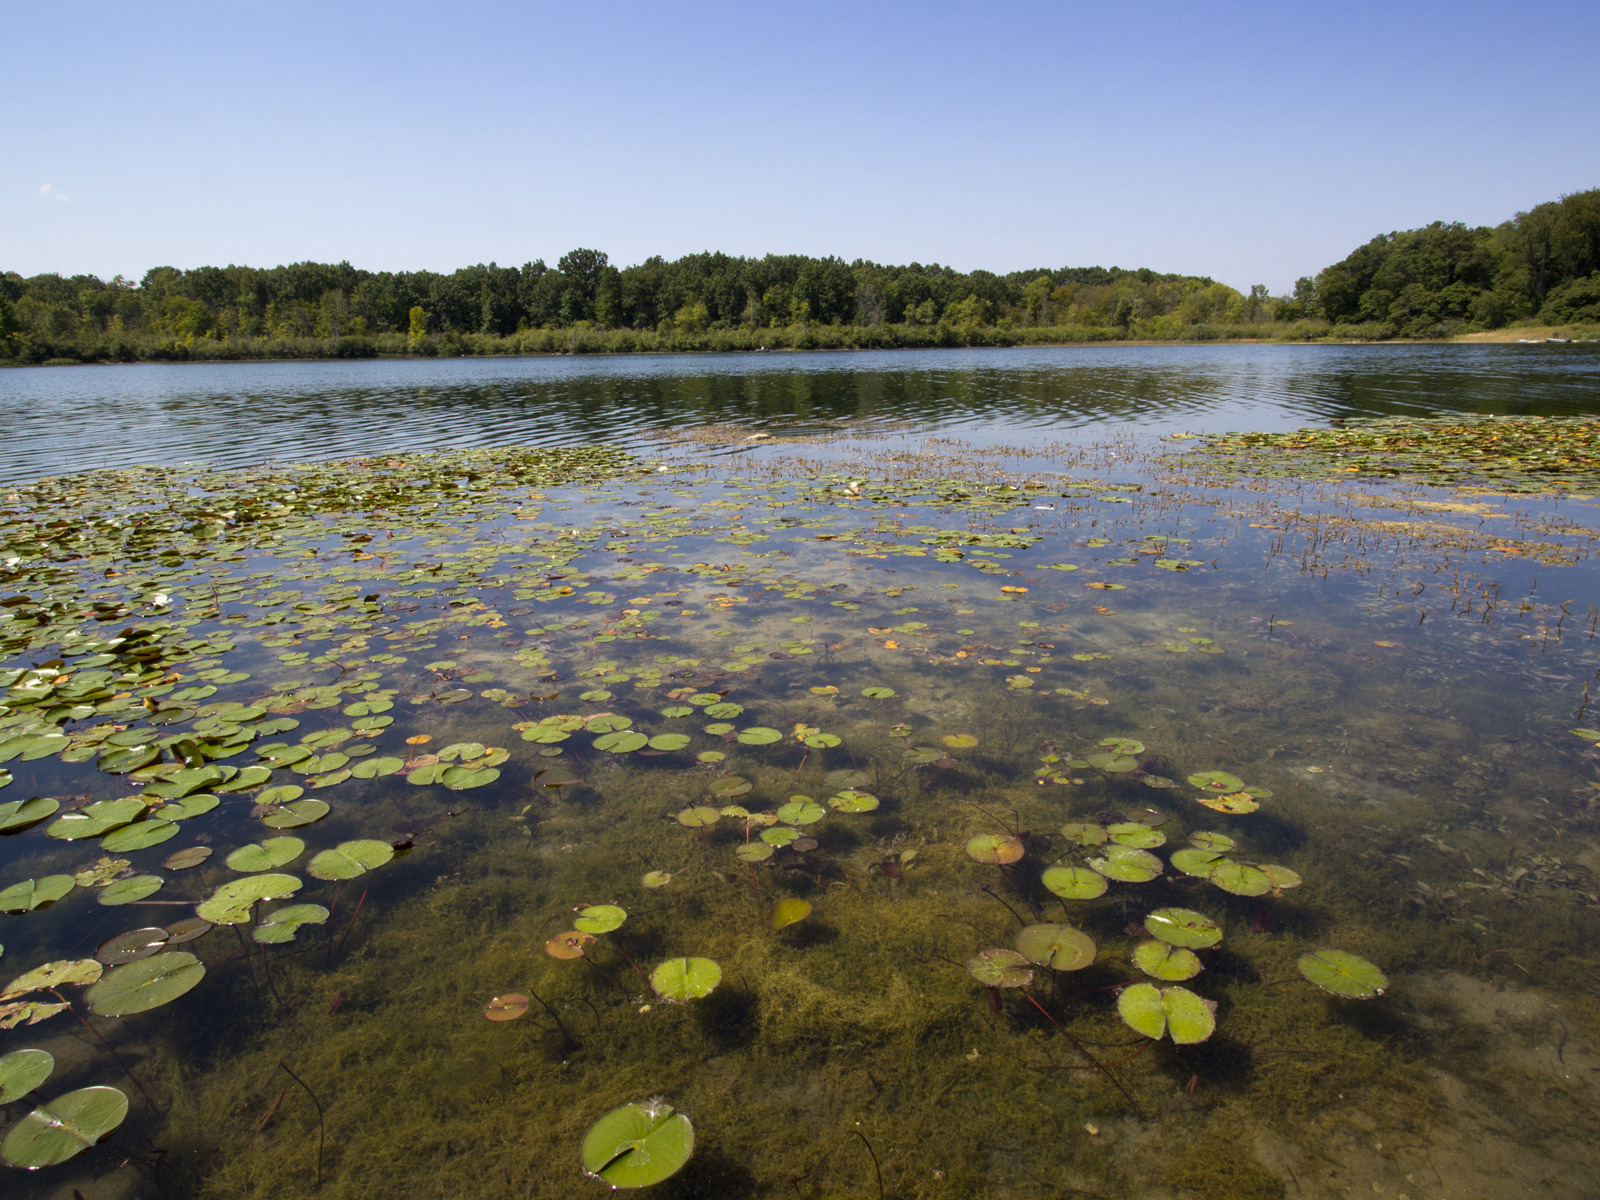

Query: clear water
left=0, top=347, right=1598, bottom=1200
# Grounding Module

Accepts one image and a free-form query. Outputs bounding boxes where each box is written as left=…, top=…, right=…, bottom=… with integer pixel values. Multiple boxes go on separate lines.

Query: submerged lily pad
left=1133, top=940, right=1203, bottom=981
left=966, top=834, right=1024, bottom=865
left=1040, top=865, right=1108, bottom=900
left=0, top=1048, right=54, bottom=1103
left=86, top=952, right=205, bottom=1016
left=650, top=956, right=722, bottom=1001
left=580, top=1099, right=695, bottom=1189
left=769, top=897, right=812, bottom=931
left=1015, top=923, right=1096, bottom=971
left=965, top=947, right=1033, bottom=988
left=1298, top=949, right=1388, bottom=998
left=1117, top=982, right=1216, bottom=1043
left=0, top=1086, right=129, bottom=1168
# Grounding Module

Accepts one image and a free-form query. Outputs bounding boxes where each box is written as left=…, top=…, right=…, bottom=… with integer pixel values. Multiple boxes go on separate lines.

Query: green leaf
left=86, top=953, right=205, bottom=1016
left=99, top=819, right=180, bottom=853
left=251, top=903, right=330, bottom=944
left=1144, top=907, right=1223, bottom=949
left=1040, top=865, right=1108, bottom=900
left=0, top=796, right=60, bottom=834
left=1014, top=923, right=1096, bottom=971
left=0, top=1086, right=129, bottom=1168
left=97, top=876, right=165, bottom=906
left=1297, top=949, right=1388, bottom=999
left=197, top=873, right=302, bottom=924
left=0, top=875, right=75, bottom=913
left=580, top=1101, right=695, bottom=1189
left=736, top=726, right=781, bottom=745
left=573, top=904, right=627, bottom=933
left=0, top=1048, right=54, bottom=1103
left=650, top=956, right=722, bottom=1001
left=2, top=958, right=102, bottom=999
left=1133, top=940, right=1203, bottom=981
left=307, top=839, right=394, bottom=881
left=350, top=755, right=404, bottom=779
left=225, top=837, right=305, bottom=872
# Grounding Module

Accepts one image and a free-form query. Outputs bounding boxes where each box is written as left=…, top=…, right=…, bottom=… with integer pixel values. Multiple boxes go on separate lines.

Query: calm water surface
left=0, top=346, right=1598, bottom=1200
left=3, top=343, right=1600, bottom=483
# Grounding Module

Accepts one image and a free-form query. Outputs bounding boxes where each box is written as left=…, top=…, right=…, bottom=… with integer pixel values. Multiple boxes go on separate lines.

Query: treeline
left=1305, top=188, right=1600, bottom=337
left=2, top=188, right=1596, bottom=364
left=0, top=252, right=1287, bottom=364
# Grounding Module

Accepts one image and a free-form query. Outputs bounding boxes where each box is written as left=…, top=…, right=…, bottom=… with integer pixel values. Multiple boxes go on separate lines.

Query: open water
left=0, top=344, right=1598, bottom=1200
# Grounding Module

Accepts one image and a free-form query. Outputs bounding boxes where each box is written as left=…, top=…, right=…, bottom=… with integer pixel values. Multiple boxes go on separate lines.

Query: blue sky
left=6, top=1, right=1597, bottom=292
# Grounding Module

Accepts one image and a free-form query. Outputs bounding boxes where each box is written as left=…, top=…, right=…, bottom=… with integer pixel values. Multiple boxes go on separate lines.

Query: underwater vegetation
left=0, top=423, right=1597, bottom=1198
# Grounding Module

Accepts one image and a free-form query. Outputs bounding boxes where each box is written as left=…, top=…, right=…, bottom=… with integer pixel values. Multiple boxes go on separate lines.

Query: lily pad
left=769, top=897, right=812, bottom=931
left=573, top=904, right=627, bottom=933
left=1187, top=770, right=1245, bottom=793
left=307, top=839, right=394, bottom=881
left=734, top=842, right=774, bottom=863
left=86, top=952, right=205, bottom=1016
left=1208, top=861, right=1273, bottom=896
left=965, top=834, right=1024, bottom=865
left=162, top=845, right=212, bottom=870
left=650, top=956, right=722, bottom=1001
left=641, top=870, right=675, bottom=888
left=1298, top=949, right=1388, bottom=999
left=1040, top=865, right=1108, bottom=901
left=1169, top=848, right=1225, bottom=877
left=1145, top=908, right=1223, bottom=949
left=1085, top=752, right=1140, bottom=773
left=1197, top=791, right=1259, bottom=814
left=581, top=1099, right=695, bottom=1189
left=2, top=959, right=103, bottom=999
left=0, top=1048, right=53, bottom=1103
left=594, top=730, right=649, bottom=754
left=776, top=798, right=826, bottom=825
left=1059, top=822, right=1108, bottom=846
left=261, top=798, right=330, bottom=829
left=1088, top=845, right=1163, bottom=883
left=251, top=903, right=330, bottom=944
left=941, top=734, right=978, bottom=749
left=0, top=797, right=59, bottom=834
left=965, top=947, right=1033, bottom=988
left=736, top=726, right=782, bottom=745
left=647, top=733, right=691, bottom=752
left=197, top=873, right=302, bottom=924
left=484, top=993, right=528, bottom=1021
left=1189, top=831, right=1236, bottom=853
left=1261, top=863, right=1303, bottom=890
left=94, top=928, right=169, bottom=966
left=1015, top=923, right=1096, bottom=971
left=0, top=875, right=75, bottom=913
left=675, top=806, right=721, bottom=827
left=861, top=686, right=896, bottom=699
left=1107, top=822, right=1166, bottom=849
left=0, top=1086, right=129, bottom=1168
left=828, top=790, right=878, bottom=813
left=545, top=931, right=595, bottom=959
left=99, top=819, right=179, bottom=853
left=98, top=875, right=164, bottom=906
left=1133, top=940, right=1203, bottom=981
left=1117, top=982, right=1216, bottom=1043
left=226, top=837, right=305, bottom=872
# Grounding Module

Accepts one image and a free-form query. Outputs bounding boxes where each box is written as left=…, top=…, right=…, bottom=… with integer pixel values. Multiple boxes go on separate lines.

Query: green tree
left=407, top=305, right=428, bottom=351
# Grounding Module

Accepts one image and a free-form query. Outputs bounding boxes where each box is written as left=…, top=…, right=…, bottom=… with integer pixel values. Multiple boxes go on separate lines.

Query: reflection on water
left=1, top=431, right=1598, bottom=1199
left=2, top=343, right=1599, bottom=485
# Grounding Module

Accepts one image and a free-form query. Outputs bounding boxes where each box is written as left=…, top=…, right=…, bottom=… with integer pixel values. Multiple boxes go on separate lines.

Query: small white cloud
left=38, top=183, right=70, bottom=203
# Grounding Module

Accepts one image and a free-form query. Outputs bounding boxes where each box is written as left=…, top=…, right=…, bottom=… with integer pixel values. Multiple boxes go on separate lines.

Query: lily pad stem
left=52, top=989, right=159, bottom=1113
left=848, top=1129, right=884, bottom=1200
left=331, top=887, right=368, bottom=964
left=528, top=992, right=575, bottom=1047
left=980, top=885, right=1027, bottom=928
left=276, top=1059, right=325, bottom=1188
left=1022, top=993, right=1145, bottom=1118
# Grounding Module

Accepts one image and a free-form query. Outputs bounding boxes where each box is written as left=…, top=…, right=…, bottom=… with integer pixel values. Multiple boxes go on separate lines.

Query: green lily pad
left=707, top=776, right=752, bottom=798
left=965, top=947, right=1033, bottom=988
left=252, top=903, right=331, bottom=944
left=1097, top=737, right=1145, bottom=756
left=1189, top=831, right=1236, bottom=853
left=761, top=826, right=799, bottom=846
left=861, top=686, right=896, bottom=699
left=261, top=799, right=330, bottom=828
left=650, top=956, right=722, bottom=1001
left=1208, top=860, right=1272, bottom=896
left=0, top=797, right=59, bottom=834
left=580, top=1099, right=695, bottom=1189
left=197, top=873, right=303, bottom=924
left=98, top=875, right=164, bottom=906
left=734, top=842, right=774, bottom=863
left=1107, top=822, right=1166, bottom=849
left=161, top=793, right=219, bottom=819
left=675, top=806, right=721, bottom=827
left=769, top=897, right=811, bottom=930
left=573, top=904, right=627, bottom=933
left=646, top=733, right=691, bottom=752
left=1059, top=822, right=1108, bottom=846
left=1133, top=940, right=1203, bottom=981
left=1085, top=752, right=1140, bottom=773
left=1041, top=865, right=1109, bottom=900
left=99, top=819, right=180, bottom=853
left=0, top=1048, right=54, bottom=1103
left=226, top=837, right=305, bottom=872
left=736, top=726, right=782, bottom=745
left=0, top=876, right=75, bottom=913
left=86, top=952, right=205, bottom=1016
left=1145, top=908, right=1223, bottom=949
left=2, top=959, right=103, bottom=998
left=641, top=870, right=674, bottom=888
left=1117, top=982, right=1216, bottom=1043
left=594, top=730, right=649, bottom=753
left=1187, top=770, right=1245, bottom=792
left=1088, top=845, right=1163, bottom=883
left=828, top=790, right=878, bottom=813
left=1170, top=848, right=1225, bottom=877
left=46, top=799, right=145, bottom=841
left=0, top=1086, right=129, bottom=1168
left=440, top=765, right=499, bottom=789
left=1015, top=923, right=1096, bottom=971
left=307, top=839, right=394, bottom=881
left=1261, top=863, right=1303, bottom=890
left=776, top=798, right=826, bottom=825
left=350, top=755, right=405, bottom=779
left=966, top=834, right=1024, bottom=864
left=1298, top=949, right=1388, bottom=999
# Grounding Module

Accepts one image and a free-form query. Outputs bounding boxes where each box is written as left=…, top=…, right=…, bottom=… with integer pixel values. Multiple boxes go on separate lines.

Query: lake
left=1, top=344, right=1598, bottom=1200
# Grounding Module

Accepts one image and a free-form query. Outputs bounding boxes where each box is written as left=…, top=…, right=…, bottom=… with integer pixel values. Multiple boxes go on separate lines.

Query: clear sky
left=6, top=1, right=1597, bottom=293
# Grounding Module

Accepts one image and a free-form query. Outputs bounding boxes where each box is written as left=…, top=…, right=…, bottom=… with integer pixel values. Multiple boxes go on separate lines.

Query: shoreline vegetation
left=4, top=189, right=1595, bottom=367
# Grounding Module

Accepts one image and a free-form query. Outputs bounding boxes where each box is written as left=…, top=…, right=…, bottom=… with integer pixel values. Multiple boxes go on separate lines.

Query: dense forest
left=2, top=190, right=1595, bottom=364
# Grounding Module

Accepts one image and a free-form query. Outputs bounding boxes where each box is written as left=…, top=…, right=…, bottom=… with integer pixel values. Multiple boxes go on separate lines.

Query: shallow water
left=1, top=354, right=1599, bottom=1200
